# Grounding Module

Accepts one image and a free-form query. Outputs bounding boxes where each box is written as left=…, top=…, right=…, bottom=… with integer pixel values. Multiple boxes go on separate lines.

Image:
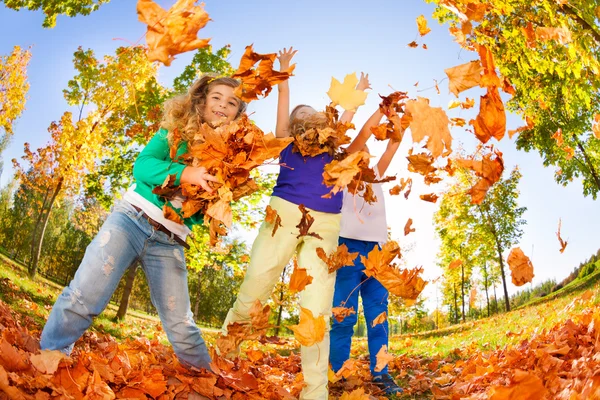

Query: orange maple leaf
left=471, top=86, right=506, bottom=143
left=339, top=388, right=371, bottom=400
left=444, top=60, right=483, bottom=97
left=265, top=205, right=282, bottom=237
left=371, top=311, right=387, bottom=327
left=404, top=218, right=416, bottom=236
left=232, top=45, right=295, bottom=102
left=536, top=27, right=572, bottom=45
left=404, top=97, right=453, bottom=158
left=477, top=45, right=501, bottom=88
left=315, top=244, right=358, bottom=274
left=374, top=345, right=395, bottom=373
left=556, top=219, right=568, bottom=254
left=322, top=151, right=371, bottom=197
left=332, top=306, right=356, bottom=323
left=507, top=247, right=534, bottom=287
left=162, top=204, right=184, bottom=225
left=288, top=307, right=326, bottom=347
left=30, top=350, right=67, bottom=374
left=137, top=0, right=211, bottom=66
left=448, top=259, right=463, bottom=270
left=593, top=114, right=600, bottom=139
left=455, top=149, right=504, bottom=204
left=289, top=260, right=314, bottom=293
left=416, top=15, right=431, bottom=36
left=420, top=193, right=439, bottom=203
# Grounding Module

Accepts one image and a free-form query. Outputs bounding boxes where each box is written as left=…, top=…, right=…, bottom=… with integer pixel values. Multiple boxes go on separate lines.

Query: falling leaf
left=407, top=152, right=437, bottom=176
left=404, top=218, right=416, bottom=236
left=477, top=44, right=501, bottom=88
left=315, top=244, right=359, bottom=273
left=449, top=259, right=463, bottom=270
left=404, top=97, right=452, bottom=158
left=416, top=15, right=432, bottom=36
left=593, top=114, right=600, bottom=139
left=322, top=151, right=371, bottom=196
left=445, top=61, right=483, bottom=97
left=507, top=247, right=534, bottom=287
left=288, top=307, right=326, bottom=347
left=536, top=27, right=572, bottom=45
left=374, top=345, right=395, bottom=372
left=471, top=86, right=506, bottom=143
left=556, top=219, right=568, bottom=254
left=508, top=117, right=534, bottom=139
left=249, top=299, right=272, bottom=331
left=371, top=311, right=387, bottom=327
left=332, top=306, right=356, bottom=323
left=265, top=205, right=282, bottom=237
left=455, top=149, right=504, bottom=204
left=408, top=41, right=419, bottom=48
left=296, top=204, right=323, bottom=240
left=137, top=0, right=211, bottom=66
left=420, top=193, right=439, bottom=203
left=232, top=45, right=295, bottom=102
left=327, top=73, right=368, bottom=112
left=289, top=260, right=314, bottom=293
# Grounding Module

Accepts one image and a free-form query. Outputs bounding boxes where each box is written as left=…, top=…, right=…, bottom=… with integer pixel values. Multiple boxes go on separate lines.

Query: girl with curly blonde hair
left=41, top=75, right=246, bottom=370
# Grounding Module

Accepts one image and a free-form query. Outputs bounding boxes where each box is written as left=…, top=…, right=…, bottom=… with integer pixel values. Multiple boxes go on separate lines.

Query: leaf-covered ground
left=2, top=261, right=600, bottom=399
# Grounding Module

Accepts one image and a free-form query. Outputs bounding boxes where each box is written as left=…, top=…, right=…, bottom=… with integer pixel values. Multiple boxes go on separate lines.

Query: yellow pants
left=222, top=196, right=341, bottom=400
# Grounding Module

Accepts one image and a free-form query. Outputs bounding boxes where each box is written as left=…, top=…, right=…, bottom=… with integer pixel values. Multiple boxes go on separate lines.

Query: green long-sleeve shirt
left=132, top=129, right=203, bottom=229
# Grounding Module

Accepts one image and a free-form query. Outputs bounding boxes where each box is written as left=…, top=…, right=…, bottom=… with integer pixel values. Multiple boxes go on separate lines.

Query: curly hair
left=288, top=105, right=328, bottom=138
left=161, top=75, right=247, bottom=144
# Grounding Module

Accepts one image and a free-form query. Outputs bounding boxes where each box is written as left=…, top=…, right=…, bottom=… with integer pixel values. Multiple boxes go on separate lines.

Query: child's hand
left=278, top=47, right=298, bottom=70
left=181, top=166, right=219, bottom=193
left=356, top=72, right=371, bottom=91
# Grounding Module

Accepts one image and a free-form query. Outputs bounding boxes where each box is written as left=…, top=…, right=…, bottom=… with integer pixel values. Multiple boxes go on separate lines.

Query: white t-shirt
left=123, top=185, right=191, bottom=241
left=339, top=166, right=388, bottom=244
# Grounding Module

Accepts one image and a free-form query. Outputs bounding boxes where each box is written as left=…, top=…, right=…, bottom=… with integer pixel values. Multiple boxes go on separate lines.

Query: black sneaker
left=372, top=373, right=404, bottom=396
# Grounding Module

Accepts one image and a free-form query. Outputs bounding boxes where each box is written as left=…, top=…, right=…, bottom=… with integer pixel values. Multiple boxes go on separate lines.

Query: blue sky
left=1, top=0, right=599, bottom=310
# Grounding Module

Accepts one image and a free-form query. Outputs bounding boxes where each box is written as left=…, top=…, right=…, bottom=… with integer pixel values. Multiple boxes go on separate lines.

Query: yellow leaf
left=326, top=73, right=368, bottom=112
left=416, top=15, right=431, bottom=36
left=288, top=307, right=326, bottom=347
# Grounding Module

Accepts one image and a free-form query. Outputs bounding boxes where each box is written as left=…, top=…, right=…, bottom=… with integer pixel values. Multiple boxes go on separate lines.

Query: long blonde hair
left=288, top=105, right=328, bottom=138
left=161, top=75, right=247, bottom=144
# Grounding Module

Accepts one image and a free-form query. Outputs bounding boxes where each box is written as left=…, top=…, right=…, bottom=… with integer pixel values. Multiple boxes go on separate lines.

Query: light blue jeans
left=40, top=200, right=211, bottom=369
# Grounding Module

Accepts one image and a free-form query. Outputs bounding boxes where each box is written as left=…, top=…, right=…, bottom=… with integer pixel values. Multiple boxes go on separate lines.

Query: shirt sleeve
left=133, top=129, right=187, bottom=186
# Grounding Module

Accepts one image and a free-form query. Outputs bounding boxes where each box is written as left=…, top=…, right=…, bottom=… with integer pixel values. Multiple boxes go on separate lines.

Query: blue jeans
left=330, top=237, right=389, bottom=376
left=40, top=200, right=211, bottom=369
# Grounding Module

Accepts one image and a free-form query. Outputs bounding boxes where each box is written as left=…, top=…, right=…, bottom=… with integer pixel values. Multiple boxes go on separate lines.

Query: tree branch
left=559, top=4, right=600, bottom=44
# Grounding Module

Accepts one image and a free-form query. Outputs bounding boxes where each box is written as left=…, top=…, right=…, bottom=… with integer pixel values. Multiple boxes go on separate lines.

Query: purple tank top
left=272, top=144, right=343, bottom=213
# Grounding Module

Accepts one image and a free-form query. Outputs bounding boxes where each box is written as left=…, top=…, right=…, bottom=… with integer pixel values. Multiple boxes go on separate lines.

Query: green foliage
left=429, top=0, right=600, bottom=198
left=1, top=0, right=110, bottom=28
left=172, top=45, right=235, bottom=94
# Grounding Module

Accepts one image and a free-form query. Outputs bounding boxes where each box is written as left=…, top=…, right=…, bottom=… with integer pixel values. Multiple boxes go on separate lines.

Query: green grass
left=384, top=273, right=600, bottom=360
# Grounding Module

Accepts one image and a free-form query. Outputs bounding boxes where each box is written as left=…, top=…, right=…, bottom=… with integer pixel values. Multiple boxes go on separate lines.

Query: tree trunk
left=493, top=284, right=498, bottom=314
left=483, top=263, right=490, bottom=317
left=494, top=238, right=510, bottom=312
left=194, top=269, right=205, bottom=319
left=274, top=264, right=288, bottom=336
left=572, top=134, right=600, bottom=192
left=461, top=263, right=466, bottom=322
left=453, top=282, right=459, bottom=323
left=115, top=262, right=139, bottom=320
left=28, top=187, right=51, bottom=271
left=29, top=179, right=62, bottom=278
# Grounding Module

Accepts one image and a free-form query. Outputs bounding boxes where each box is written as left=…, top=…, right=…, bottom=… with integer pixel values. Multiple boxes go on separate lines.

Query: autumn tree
left=13, top=46, right=157, bottom=278
left=0, top=45, right=31, bottom=175
left=435, top=165, right=526, bottom=314
left=1, top=0, right=110, bottom=27
left=429, top=0, right=600, bottom=198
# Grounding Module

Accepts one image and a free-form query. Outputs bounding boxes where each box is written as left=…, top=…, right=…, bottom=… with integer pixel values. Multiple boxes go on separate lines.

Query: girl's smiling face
left=203, top=84, right=241, bottom=126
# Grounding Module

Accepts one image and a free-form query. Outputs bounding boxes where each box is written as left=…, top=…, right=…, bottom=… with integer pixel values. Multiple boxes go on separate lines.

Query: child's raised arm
left=275, top=47, right=297, bottom=138
left=339, top=72, right=371, bottom=125
left=346, top=107, right=384, bottom=154
left=376, top=137, right=402, bottom=176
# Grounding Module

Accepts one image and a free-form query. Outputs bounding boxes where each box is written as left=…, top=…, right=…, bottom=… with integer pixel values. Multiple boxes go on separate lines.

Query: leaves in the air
left=445, top=60, right=483, bottom=97
left=404, top=97, right=452, bottom=158
left=327, top=73, right=368, bottom=112
left=371, top=311, right=387, bottom=327
left=288, top=307, right=326, bottom=347
left=315, top=244, right=359, bottom=273
left=374, top=345, right=395, bottom=373
left=471, top=86, right=506, bottom=143
left=332, top=306, right=356, bottom=323
left=232, top=45, right=295, bottom=102
left=289, top=259, right=313, bottom=293
left=265, top=204, right=282, bottom=237
left=291, top=104, right=353, bottom=157
left=455, top=149, right=504, bottom=204
left=556, top=218, right=568, bottom=254
left=404, top=218, right=416, bottom=236
left=137, top=0, right=211, bottom=66
left=507, top=247, right=534, bottom=286
left=296, top=204, right=323, bottom=240
left=416, top=15, right=432, bottom=36
left=420, top=193, right=439, bottom=203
